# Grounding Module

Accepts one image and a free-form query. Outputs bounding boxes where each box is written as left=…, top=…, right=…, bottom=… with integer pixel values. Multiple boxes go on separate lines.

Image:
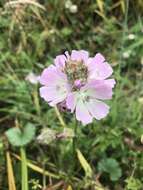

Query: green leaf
left=61, top=27, right=72, bottom=37
left=77, top=149, right=92, bottom=178
left=5, top=123, right=36, bottom=147
left=98, top=158, right=122, bottom=181
left=125, top=177, right=142, bottom=190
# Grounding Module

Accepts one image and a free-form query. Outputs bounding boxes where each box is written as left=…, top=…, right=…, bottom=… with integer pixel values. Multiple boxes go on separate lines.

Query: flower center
left=65, top=59, right=88, bottom=88
left=79, top=91, right=90, bottom=103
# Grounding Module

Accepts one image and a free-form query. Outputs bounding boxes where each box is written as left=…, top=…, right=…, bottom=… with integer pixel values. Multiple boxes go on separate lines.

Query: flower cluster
left=39, top=50, right=116, bottom=125
left=65, top=0, right=78, bottom=13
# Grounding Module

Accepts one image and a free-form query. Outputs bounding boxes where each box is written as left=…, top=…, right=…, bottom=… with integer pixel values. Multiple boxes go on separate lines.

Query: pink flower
left=39, top=50, right=116, bottom=125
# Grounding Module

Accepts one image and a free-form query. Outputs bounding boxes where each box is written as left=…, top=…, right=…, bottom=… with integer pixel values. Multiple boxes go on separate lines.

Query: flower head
left=39, top=50, right=116, bottom=125
left=65, top=0, right=78, bottom=14
left=128, top=33, right=135, bottom=40
left=69, top=5, right=78, bottom=13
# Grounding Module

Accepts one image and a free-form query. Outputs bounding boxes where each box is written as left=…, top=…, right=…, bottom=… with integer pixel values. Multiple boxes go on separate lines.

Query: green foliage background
left=0, top=0, right=143, bottom=189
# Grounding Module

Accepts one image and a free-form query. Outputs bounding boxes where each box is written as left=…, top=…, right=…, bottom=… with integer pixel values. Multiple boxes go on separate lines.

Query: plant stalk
left=72, top=119, right=78, bottom=171
left=21, top=147, right=29, bottom=190
left=54, top=106, right=66, bottom=128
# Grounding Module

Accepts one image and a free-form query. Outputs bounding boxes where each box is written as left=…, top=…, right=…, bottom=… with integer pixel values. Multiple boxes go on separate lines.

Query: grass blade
left=6, top=151, right=16, bottom=190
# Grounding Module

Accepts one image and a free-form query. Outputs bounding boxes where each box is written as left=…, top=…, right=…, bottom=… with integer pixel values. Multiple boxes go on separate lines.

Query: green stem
left=54, top=106, right=66, bottom=128
left=42, top=160, right=46, bottom=189
left=73, top=121, right=77, bottom=153
left=33, top=88, right=41, bottom=116
left=21, top=147, right=29, bottom=190
left=72, top=119, right=78, bottom=171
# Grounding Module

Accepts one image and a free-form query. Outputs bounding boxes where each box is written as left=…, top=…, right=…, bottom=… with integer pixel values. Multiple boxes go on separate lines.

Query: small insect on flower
left=39, top=50, right=116, bottom=125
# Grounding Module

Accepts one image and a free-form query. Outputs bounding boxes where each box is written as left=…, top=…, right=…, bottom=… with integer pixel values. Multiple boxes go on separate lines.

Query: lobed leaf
left=6, top=123, right=36, bottom=147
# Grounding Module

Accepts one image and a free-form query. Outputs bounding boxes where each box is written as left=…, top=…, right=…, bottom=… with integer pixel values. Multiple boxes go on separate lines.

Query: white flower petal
left=75, top=99, right=93, bottom=125
left=86, top=99, right=109, bottom=120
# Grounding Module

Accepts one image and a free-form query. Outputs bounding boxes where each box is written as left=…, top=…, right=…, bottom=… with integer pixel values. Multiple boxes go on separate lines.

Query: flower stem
left=33, top=88, right=41, bottom=116
left=54, top=106, right=66, bottom=128
left=21, top=147, right=29, bottom=190
left=72, top=119, right=78, bottom=171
